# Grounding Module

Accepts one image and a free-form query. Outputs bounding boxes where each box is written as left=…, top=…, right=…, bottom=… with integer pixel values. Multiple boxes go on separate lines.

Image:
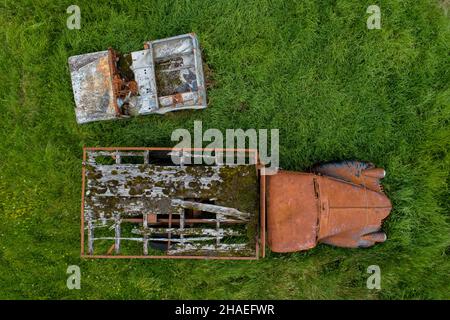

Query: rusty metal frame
left=80, top=147, right=265, bottom=260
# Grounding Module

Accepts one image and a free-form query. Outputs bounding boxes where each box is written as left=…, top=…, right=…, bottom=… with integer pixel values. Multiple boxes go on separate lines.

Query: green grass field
left=1, top=0, right=449, bottom=299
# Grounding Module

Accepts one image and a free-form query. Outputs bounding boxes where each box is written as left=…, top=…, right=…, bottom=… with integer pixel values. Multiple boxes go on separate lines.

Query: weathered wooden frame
left=80, top=147, right=266, bottom=260
left=69, top=34, right=207, bottom=124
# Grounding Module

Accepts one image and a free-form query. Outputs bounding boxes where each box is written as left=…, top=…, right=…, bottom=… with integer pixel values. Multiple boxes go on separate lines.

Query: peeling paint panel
left=130, top=49, right=159, bottom=114
left=68, top=51, right=117, bottom=124
left=82, top=148, right=259, bottom=258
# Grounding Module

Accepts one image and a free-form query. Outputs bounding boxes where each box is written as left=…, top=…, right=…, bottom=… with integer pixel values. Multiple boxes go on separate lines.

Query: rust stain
left=128, top=80, right=138, bottom=95
left=95, top=56, right=111, bottom=87
left=172, top=93, right=184, bottom=105
left=147, top=213, right=157, bottom=224
left=108, top=48, right=121, bottom=116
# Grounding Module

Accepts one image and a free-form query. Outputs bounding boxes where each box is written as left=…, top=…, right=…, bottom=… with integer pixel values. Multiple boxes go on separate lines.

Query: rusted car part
left=69, top=34, right=207, bottom=124
left=81, top=148, right=261, bottom=259
left=267, top=161, right=391, bottom=252
left=311, top=160, right=386, bottom=193
left=80, top=149, right=391, bottom=259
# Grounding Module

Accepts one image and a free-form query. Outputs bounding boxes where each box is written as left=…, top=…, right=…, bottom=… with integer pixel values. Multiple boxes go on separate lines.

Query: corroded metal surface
left=267, top=164, right=391, bottom=252
left=69, top=34, right=207, bottom=124
left=266, top=172, right=319, bottom=252
left=82, top=148, right=259, bottom=258
left=68, top=51, right=117, bottom=123
left=315, top=174, right=391, bottom=248
left=311, top=160, right=386, bottom=193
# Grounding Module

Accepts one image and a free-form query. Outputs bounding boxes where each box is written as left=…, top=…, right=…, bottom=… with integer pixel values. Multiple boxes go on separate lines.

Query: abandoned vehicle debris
left=81, top=148, right=392, bottom=260
left=69, top=34, right=207, bottom=124
left=82, top=148, right=259, bottom=258
left=267, top=161, right=392, bottom=253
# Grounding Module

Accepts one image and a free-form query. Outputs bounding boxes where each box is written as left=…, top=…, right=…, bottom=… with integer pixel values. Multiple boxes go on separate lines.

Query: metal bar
left=106, top=244, right=115, bottom=255
left=87, top=213, right=94, bottom=255
left=172, top=199, right=250, bottom=221
left=84, top=147, right=258, bottom=153
left=168, top=243, right=250, bottom=254
left=191, top=33, right=207, bottom=107
left=80, top=149, right=86, bottom=255
left=88, top=151, right=146, bottom=158
left=143, top=214, right=148, bottom=255
left=82, top=255, right=258, bottom=260
left=114, top=214, right=121, bottom=254
left=180, top=209, right=185, bottom=246
left=95, top=237, right=143, bottom=241
left=216, top=213, right=221, bottom=245
left=167, top=211, right=172, bottom=250
left=93, top=237, right=219, bottom=242
left=148, top=41, right=159, bottom=110
left=260, top=168, right=266, bottom=258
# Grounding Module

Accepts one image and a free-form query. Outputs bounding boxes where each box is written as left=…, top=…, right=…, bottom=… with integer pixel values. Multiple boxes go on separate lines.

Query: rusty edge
left=107, top=48, right=122, bottom=116
left=259, top=165, right=266, bottom=258
left=81, top=146, right=262, bottom=261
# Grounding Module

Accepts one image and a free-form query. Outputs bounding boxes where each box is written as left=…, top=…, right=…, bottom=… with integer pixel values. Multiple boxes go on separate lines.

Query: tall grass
left=0, top=0, right=449, bottom=299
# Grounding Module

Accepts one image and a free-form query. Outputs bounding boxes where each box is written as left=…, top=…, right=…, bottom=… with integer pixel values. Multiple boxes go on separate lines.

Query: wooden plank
left=168, top=243, right=252, bottom=255
left=93, top=236, right=218, bottom=242
left=85, top=217, right=245, bottom=228
left=85, top=164, right=224, bottom=199
left=84, top=196, right=179, bottom=218
left=172, top=199, right=250, bottom=221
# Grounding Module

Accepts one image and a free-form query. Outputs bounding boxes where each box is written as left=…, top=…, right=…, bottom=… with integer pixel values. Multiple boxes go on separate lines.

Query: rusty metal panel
left=311, top=160, right=386, bottom=193
left=81, top=148, right=259, bottom=259
left=315, top=175, right=391, bottom=248
left=267, top=172, right=319, bottom=253
left=266, top=165, right=391, bottom=252
left=69, top=34, right=207, bottom=124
